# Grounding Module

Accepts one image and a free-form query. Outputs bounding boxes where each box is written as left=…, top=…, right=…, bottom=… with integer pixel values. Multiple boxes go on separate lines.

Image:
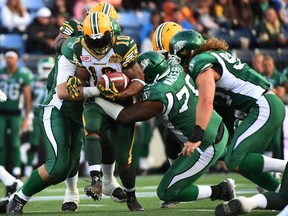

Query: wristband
left=83, top=87, right=100, bottom=98
left=131, top=78, right=146, bottom=86
left=95, top=98, right=124, bottom=120
left=188, top=125, right=205, bottom=142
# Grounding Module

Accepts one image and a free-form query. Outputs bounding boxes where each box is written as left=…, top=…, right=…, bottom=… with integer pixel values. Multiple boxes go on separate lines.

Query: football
left=98, top=72, right=130, bottom=92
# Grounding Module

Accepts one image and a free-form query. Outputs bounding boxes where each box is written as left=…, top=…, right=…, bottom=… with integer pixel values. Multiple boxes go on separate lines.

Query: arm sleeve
left=57, top=55, right=76, bottom=86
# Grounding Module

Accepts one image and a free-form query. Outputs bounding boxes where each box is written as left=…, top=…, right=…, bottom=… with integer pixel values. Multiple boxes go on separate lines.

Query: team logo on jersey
left=80, top=55, right=91, bottom=62
left=109, top=54, right=122, bottom=63
left=142, top=90, right=150, bottom=101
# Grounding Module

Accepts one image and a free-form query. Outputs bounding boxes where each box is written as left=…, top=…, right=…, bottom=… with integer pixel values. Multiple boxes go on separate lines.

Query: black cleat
left=212, top=178, right=236, bottom=201
left=160, top=200, right=179, bottom=208
left=215, top=199, right=241, bottom=216
left=84, top=176, right=102, bottom=201
left=0, top=199, right=8, bottom=213
left=5, top=180, right=23, bottom=198
left=6, top=194, right=26, bottom=215
left=126, top=196, right=144, bottom=212
left=61, top=202, right=78, bottom=212
left=110, top=187, right=127, bottom=203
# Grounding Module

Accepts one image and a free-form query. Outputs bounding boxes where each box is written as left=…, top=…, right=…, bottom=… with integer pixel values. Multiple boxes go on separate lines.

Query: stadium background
left=0, top=0, right=287, bottom=176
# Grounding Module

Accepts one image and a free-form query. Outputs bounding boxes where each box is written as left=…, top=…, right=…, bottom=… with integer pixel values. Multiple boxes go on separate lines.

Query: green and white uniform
left=141, top=65, right=229, bottom=201
left=265, top=69, right=287, bottom=159
left=188, top=50, right=285, bottom=190
left=27, top=77, right=47, bottom=167
left=0, top=67, right=32, bottom=169
left=62, top=35, right=138, bottom=189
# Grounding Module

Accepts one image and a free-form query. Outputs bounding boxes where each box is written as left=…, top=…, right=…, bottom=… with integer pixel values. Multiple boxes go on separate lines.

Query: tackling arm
left=118, top=63, right=145, bottom=100
left=95, top=98, right=163, bottom=123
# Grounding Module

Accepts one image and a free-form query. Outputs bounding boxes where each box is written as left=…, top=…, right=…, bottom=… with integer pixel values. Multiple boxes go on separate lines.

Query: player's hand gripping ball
left=97, top=72, right=130, bottom=100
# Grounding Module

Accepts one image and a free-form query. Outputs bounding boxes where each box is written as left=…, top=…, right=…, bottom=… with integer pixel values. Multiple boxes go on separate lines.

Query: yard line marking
left=29, top=189, right=257, bottom=202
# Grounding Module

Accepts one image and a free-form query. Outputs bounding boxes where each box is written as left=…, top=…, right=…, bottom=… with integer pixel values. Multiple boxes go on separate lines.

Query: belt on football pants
left=214, top=121, right=225, bottom=144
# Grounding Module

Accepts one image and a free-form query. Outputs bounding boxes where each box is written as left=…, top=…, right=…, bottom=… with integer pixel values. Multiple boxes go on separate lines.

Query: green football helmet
left=169, top=29, right=206, bottom=65
left=137, top=51, right=170, bottom=84
left=37, top=56, right=55, bottom=80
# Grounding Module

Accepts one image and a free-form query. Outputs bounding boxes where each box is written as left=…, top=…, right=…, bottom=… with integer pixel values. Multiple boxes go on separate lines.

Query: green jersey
left=142, top=65, right=222, bottom=149
left=188, top=50, right=271, bottom=113
left=62, top=35, right=138, bottom=87
left=47, top=19, right=83, bottom=92
left=43, top=55, right=84, bottom=125
left=0, top=67, right=32, bottom=112
left=31, top=77, right=47, bottom=116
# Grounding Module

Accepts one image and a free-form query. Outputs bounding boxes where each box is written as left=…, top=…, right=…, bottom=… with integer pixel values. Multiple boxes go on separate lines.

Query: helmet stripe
left=91, top=12, right=100, bottom=35
left=156, top=23, right=165, bottom=50
left=103, top=3, right=111, bottom=15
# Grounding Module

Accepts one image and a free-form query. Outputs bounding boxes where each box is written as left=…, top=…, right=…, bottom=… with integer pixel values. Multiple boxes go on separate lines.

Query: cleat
left=62, top=187, right=79, bottom=211
left=126, top=196, right=144, bottom=212
left=102, top=177, right=127, bottom=203
left=215, top=196, right=254, bottom=216
left=160, top=200, right=179, bottom=208
left=61, top=202, right=78, bottom=212
left=213, top=178, right=236, bottom=201
left=84, top=176, right=102, bottom=201
left=110, top=187, right=127, bottom=203
left=0, top=199, right=8, bottom=213
left=6, top=194, right=26, bottom=215
left=5, top=180, right=23, bottom=198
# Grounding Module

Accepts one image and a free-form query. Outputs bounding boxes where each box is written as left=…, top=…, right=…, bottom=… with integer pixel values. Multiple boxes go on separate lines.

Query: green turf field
left=0, top=173, right=279, bottom=216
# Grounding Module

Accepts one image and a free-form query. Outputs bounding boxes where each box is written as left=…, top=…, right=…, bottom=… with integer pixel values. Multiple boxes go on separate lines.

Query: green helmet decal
left=169, top=29, right=205, bottom=56
left=110, top=17, right=121, bottom=36
left=137, top=51, right=170, bottom=84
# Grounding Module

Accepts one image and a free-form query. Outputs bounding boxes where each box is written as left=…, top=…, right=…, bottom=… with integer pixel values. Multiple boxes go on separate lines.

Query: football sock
left=280, top=164, right=288, bottom=193
left=242, top=172, right=279, bottom=191
left=264, top=192, right=287, bottom=210
left=238, top=153, right=264, bottom=173
left=197, top=185, right=212, bottom=200
left=85, top=136, right=102, bottom=166
left=119, top=165, right=136, bottom=189
left=262, top=155, right=287, bottom=172
left=65, top=173, right=78, bottom=191
left=21, top=168, right=52, bottom=198
left=0, top=166, right=16, bottom=186
left=102, top=162, right=115, bottom=182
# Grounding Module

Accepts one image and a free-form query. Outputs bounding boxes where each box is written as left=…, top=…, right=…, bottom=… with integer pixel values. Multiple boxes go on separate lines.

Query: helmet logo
left=173, top=40, right=186, bottom=54
left=140, top=58, right=150, bottom=71
left=91, top=33, right=103, bottom=39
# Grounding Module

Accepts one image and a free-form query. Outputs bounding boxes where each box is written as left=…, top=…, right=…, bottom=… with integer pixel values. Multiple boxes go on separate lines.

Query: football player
left=93, top=50, right=236, bottom=204
left=53, top=3, right=126, bottom=211
left=5, top=19, right=87, bottom=216
left=0, top=49, right=33, bottom=177
left=168, top=29, right=288, bottom=211
left=24, top=57, right=55, bottom=178
left=63, top=12, right=145, bottom=211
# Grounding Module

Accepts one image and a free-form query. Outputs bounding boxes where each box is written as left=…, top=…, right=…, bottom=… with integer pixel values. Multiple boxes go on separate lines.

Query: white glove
left=0, top=89, right=7, bottom=102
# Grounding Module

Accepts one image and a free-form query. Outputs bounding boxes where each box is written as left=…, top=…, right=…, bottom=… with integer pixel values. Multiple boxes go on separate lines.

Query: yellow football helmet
left=89, top=2, right=118, bottom=21
left=152, top=22, right=183, bottom=53
left=83, top=12, right=114, bottom=55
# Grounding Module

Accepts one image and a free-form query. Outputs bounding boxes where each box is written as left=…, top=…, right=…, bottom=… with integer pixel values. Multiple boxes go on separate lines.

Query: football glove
left=66, top=76, right=82, bottom=99
left=97, top=81, right=118, bottom=101
left=0, top=89, right=7, bottom=102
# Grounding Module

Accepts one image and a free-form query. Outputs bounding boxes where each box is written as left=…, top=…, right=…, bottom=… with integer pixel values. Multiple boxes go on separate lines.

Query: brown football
left=98, top=72, right=130, bottom=92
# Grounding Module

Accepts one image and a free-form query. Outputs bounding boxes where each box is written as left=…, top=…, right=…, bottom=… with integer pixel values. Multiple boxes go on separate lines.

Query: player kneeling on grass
left=95, top=51, right=236, bottom=204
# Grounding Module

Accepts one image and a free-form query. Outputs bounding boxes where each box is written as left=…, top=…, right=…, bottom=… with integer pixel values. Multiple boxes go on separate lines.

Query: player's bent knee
left=86, top=132, right=100, bottom=139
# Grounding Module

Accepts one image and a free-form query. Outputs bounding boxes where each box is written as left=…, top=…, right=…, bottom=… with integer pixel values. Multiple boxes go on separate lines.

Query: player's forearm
left=117, top=81, right=144, bottom=100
